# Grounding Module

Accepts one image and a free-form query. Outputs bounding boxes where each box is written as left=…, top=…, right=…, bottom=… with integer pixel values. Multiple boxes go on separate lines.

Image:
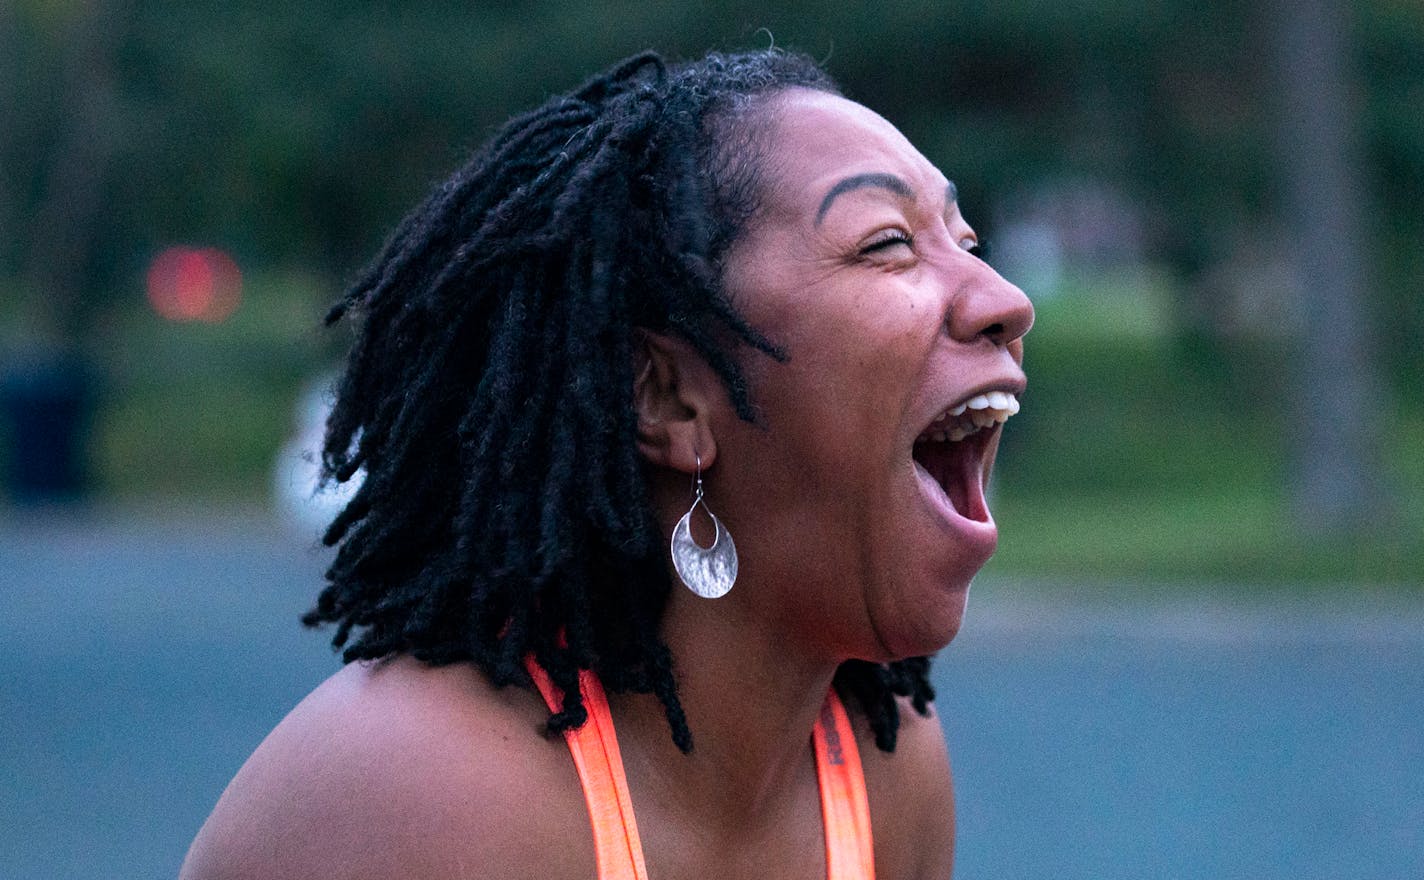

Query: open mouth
left=911, top=391, right=1020, bottom=523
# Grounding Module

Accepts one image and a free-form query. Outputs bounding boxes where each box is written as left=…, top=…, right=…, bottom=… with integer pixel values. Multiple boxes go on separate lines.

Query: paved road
left=2, top=508, right=1420, bottom=879
left=941, top=591, right=1424, bottom=879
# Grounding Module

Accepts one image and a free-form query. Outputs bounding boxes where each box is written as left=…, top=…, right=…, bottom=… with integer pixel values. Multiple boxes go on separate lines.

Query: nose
left=946, top=269, right=1034, bottom=348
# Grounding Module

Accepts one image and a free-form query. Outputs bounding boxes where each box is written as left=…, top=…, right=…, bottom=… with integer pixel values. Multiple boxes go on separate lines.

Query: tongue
left=914, top=438, right=986, bottom=522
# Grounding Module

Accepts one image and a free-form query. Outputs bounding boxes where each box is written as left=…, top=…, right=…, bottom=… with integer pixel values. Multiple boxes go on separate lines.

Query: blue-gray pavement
left=942, top=592, right=1424, bottom=879
left=1, top=508, right=338, bottom=880
left=1, top=508, right=1420, bottom=879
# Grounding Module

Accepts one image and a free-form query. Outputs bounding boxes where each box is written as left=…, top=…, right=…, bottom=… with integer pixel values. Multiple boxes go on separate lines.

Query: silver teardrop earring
left=670, top=454, right=738, bottom=599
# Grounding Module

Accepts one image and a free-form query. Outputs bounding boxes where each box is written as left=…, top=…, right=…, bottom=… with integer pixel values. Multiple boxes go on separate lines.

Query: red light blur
left=146, top=246, right=242, bottom=323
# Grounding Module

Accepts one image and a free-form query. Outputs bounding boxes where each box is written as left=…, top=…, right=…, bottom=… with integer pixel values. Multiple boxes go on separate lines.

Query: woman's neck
left=607, top=586, right=840, bottom=833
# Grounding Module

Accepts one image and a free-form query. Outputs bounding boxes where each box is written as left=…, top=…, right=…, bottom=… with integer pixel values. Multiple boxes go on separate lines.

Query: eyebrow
left=815, top=173, right=911, bottom=225
left=814, top=173, right=960, bottom=225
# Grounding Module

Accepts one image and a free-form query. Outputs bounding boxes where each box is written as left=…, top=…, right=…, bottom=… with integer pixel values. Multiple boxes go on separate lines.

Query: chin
left=918, top=596, right=969, bottom=654
left=875, top=579, right=972, bottom=661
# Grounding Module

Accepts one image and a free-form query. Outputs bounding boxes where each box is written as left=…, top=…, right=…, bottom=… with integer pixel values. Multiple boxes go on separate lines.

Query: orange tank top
left=524, top=659, right=876, bottom=880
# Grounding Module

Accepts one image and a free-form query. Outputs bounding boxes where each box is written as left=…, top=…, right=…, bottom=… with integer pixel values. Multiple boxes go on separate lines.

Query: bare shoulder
left=856, top=698, right=956, bottom=880
left=180, top=656, right=593, bottom=880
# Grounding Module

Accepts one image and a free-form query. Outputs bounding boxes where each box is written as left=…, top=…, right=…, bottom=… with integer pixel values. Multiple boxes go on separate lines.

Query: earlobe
left=633, top=332, right=719, bottom=473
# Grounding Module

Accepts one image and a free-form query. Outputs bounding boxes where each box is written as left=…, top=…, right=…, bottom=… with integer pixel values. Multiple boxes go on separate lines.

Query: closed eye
left=861, top=230, right=914, bottom=255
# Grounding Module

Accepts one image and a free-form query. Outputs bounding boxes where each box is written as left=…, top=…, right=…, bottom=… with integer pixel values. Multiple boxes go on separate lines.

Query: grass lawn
left=988, top=278, right=1423, bottom=589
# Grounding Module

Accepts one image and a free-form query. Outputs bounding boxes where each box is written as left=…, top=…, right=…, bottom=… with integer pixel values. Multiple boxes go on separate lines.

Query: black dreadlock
left=304, top=49, right=935, bottom=754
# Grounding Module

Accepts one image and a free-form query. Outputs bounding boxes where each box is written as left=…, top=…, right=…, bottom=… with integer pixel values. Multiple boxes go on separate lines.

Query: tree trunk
left=1264, top=0, right=1384, bottom=535
left=24, top=0, right=129, bottom=342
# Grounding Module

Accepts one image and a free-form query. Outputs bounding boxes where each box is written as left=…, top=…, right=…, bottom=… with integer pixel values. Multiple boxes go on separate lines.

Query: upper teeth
left=918, top=392, right=1020, bottom=443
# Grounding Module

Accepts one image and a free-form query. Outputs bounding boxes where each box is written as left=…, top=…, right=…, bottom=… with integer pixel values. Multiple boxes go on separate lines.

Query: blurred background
left=1, top=1, right=1420, bottom=878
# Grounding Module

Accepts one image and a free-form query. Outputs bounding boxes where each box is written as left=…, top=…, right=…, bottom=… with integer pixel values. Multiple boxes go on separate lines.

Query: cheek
left=740, top=300, right=932, bottom=514
left=757, top=348, right=909, bottom=469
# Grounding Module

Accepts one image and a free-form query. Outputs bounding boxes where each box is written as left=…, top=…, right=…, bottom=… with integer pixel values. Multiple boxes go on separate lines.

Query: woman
left=182, top=48, right=1031, bottom=880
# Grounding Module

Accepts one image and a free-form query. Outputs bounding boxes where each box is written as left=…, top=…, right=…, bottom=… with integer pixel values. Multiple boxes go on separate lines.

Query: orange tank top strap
left=523, top=655, right=876, bottom=880
left=525, top=657, right=649, bottom=880
left=813, top=689, right=877, bottom=880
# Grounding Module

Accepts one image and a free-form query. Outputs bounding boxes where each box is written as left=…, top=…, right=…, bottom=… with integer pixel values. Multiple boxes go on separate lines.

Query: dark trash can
left=0, top=351, right=94, bottom=502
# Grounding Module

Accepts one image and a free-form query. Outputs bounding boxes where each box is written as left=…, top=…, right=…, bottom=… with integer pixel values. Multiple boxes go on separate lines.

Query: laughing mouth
left=911, top=392, right=1020, bottom=523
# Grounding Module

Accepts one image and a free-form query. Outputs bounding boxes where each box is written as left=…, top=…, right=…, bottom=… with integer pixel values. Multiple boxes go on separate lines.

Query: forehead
left=756, top=90, right=949, bottom=215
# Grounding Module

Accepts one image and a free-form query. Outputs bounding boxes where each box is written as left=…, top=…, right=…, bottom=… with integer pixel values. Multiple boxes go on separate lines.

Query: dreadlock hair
left=304, top=48, right=936, bottom=754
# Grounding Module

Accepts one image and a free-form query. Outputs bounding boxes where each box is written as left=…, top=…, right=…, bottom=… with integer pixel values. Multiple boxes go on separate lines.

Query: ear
left=633, top=331, right=721, bottom=474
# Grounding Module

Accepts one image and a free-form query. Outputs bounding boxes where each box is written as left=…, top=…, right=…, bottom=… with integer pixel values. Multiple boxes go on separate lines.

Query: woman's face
left=708, top=89, right=1033, bottom=661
